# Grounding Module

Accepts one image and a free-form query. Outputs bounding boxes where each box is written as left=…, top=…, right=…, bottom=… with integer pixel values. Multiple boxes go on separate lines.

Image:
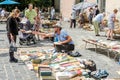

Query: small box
left=39, top=67, right=52, bottom=76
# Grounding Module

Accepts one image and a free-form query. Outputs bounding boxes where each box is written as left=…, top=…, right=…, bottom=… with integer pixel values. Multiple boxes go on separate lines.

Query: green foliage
left=0, top=0, right=52, bottom=11
left=34, top=0, right=52, bottom=7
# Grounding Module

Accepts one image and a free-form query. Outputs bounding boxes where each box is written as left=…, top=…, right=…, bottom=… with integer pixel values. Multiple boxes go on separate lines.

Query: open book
left=54, top=42, right=62, bottom=45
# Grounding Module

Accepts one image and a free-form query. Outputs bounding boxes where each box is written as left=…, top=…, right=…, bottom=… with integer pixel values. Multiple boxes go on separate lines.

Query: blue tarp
left=0, top=0, right=20, bottom=5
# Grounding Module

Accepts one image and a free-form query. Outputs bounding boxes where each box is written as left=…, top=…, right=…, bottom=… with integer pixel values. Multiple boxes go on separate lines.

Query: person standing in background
left=6, top=9, right=20, bottom=63
left=107, top=9, right=118, bottom=41
left=34, top=7, right=41, bottom=40
left=92, top=12, right=106, bottom=36
left=70, top=9, right=76, bottom=28
left=50, top=7, right=55, bottom=20
left=93, top=5, right=100, bottom=17
left=88, top=8, right=94, bottom=24
left=0, top=8, right=6, bottom=21
left=25, top=3, right=37, bottom=28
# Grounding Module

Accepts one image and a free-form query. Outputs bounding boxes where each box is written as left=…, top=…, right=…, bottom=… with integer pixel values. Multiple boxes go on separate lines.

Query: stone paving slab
left=0, top=51, right=39, bottom=80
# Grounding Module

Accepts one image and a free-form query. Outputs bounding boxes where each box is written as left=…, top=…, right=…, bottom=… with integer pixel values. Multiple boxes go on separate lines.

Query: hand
left=58, top=42, right=63, bottom=45
left=32, top=31, right=36, bottom=34
left=21, top=29, right=25, bottom=32
left=10, top=34, right=14, bottom=41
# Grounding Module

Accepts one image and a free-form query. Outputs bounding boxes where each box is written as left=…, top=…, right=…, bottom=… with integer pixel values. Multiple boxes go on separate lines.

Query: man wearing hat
left=40, top=23, right=75, bottom=53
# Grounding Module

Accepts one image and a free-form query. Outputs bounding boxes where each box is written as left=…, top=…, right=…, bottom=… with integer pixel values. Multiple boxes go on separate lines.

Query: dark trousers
left=55, top=44, right=75, bottom=53
left=7, top=33, right=17, bottom=60
left=70, top=19, right=76, bottom=28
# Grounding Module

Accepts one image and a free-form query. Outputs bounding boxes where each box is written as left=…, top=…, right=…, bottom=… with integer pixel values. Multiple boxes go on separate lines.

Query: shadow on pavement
left=87, top=48, right=120, bottom=61
left=0, top=30, right=6, bottom=32
left=18, top=60, right=25, bottom=65
left=0, top=53, right=8, bottom=57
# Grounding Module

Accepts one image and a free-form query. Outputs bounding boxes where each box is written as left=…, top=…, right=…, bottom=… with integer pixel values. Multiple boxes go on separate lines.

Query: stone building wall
left=106, top=0, right=120, bottom=13
left=60, top=0, right=75, bottom=20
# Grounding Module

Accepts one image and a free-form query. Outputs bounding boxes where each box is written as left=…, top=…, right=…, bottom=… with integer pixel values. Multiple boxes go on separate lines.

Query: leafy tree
left=0, top=0, right=52, bottom=11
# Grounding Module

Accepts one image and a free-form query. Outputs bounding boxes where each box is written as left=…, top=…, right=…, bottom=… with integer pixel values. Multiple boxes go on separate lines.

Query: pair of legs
left=93, top=21, right=100, bottom=36
left=107, top=29, right=114, bottom=40
left=51, top=14, right=55, bottom=20
left=107, top=24, right=114, bottom=40
left=70, top=19, right=76, bottom=28
left=7, top=33, right=18, bottom=62
left=34, top=26, right=40, bottom=40
left=55, top=44, right=75, bottom=53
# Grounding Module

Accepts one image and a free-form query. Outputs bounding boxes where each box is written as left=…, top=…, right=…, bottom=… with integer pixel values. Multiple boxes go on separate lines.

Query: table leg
left=114, top=53, right=118, bottom=60
left=107, top=50, right=110, bottom=57
left=95, top=45, right=97, bottom=52
left=85, top=42, right=87, bottom=49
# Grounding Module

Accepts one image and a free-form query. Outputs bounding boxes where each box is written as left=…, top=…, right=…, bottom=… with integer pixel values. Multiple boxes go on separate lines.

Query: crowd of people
left=70, top=5, right=100, bottom=29
left=6, top=3, right=74, bottom=63
left=4, top=3, right=120, bottom=63
left=71, top=5, right=119, bottom=41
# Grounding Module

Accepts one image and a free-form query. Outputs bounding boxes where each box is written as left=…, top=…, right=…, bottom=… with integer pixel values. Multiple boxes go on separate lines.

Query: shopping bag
left=9, top=41, right=17, bottom=52
left=18, top=31, right=23, bottom=38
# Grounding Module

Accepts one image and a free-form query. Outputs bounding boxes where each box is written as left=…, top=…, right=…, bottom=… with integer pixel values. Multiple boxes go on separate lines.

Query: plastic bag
left=9, top=41, right=17, bottom=52
left=18, top=31, right=23, bottom=38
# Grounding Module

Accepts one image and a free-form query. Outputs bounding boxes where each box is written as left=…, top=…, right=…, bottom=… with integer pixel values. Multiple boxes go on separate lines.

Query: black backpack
left=84, top=60, right=96, bottom=71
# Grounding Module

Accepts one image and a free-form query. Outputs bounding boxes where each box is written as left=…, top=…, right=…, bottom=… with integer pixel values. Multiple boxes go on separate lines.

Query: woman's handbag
left=9, top=41, right=17, bottom=52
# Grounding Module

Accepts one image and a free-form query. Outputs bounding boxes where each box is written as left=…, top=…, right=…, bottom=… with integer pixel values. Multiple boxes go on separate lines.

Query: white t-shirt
left=1, top=10, right=5, bottom=17
left=71, top=10, right=76, bottom=19
left=51, top=8, right=55, bottom=16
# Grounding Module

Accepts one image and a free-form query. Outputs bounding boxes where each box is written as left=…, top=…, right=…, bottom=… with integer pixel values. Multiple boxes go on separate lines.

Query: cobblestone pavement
left=0, top=22, right=120, bottom=80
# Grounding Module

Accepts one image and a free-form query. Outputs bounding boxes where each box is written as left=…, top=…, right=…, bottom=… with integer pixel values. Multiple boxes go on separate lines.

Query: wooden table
left=82, top=39, right=110, bottom=57
left=83, top=39, right=120, bottom=59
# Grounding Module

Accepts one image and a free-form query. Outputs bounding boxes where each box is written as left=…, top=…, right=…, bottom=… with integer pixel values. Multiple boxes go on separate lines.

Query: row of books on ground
left=17, top=48, right=96, bottom=80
